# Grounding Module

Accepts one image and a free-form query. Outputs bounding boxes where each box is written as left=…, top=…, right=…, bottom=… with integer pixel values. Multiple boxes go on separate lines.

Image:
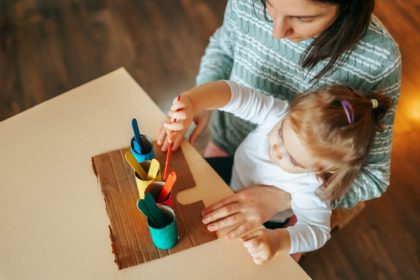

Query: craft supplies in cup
left=135, top=159, right=161, bottom=199
left=125, top=151, right=148, bottom=180
left=130, top=136, right=154, bottom=163
left=147, top=205, right=178, bottom=250
left=145, top=181, right=173, bottom=208
left=130, top=118, right=154, bottom=163
left=138, top=194, right=178, bottom=250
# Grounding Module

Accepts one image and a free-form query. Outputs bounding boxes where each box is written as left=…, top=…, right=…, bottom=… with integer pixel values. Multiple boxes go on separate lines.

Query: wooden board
left=92, top=142, right=217, bottom=269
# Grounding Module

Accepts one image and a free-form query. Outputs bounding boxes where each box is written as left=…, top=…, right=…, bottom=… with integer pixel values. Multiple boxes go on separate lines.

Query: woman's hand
left=201, top=185, right=292, bottom=239
left=240, top=228, right=290, bottom=265
left=157, top=95, right=194, bottom=151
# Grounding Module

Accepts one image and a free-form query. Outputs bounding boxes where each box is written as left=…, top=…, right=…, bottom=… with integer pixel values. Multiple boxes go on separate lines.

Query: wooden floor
left=1, top=0, right=419, bottom=279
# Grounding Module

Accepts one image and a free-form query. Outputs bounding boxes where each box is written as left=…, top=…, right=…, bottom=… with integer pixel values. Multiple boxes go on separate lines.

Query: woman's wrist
left=275, top=228, right=291, bottom=253
left=269, top=186, right=292, bottom=212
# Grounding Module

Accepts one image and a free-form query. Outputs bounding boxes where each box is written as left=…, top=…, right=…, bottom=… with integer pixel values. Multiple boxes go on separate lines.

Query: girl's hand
left=201, top=185, right=292, bottom=239
left=189, top=110, right=211, bottom=145
left=240, top=228, right=290, bottom=265
left=157, top=95, right=194, bottom=151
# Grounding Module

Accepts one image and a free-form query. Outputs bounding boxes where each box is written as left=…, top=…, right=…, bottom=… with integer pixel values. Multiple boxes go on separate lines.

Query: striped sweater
left=196, top=0, right=402, bottom=208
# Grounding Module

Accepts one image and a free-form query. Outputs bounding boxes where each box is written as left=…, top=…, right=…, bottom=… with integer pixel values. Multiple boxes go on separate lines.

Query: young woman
left=158, top=0, right=401, bottom=239
left=161, top=80, right=392, bottom=264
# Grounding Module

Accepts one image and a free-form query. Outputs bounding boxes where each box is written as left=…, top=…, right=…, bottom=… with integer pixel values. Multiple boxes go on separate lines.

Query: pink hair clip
left=341, top=100, right=354, bottom=124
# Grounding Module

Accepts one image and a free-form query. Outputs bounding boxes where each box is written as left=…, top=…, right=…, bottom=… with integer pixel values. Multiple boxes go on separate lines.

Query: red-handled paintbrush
left=164, top=95, right=181, bottom=180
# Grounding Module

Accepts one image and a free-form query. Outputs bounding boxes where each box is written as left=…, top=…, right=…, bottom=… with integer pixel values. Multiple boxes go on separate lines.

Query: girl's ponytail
left=367, top=92, right=393, bottom=131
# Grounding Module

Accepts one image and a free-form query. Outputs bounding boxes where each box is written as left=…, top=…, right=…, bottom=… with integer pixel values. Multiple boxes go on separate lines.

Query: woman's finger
left=206, top=212, right=244, bottom=232
left=240, top=230, right=260, bottom=242
left=201, top=195, right=238, bottom=216
left=226, top=221, right=256, bottom=239
left=202, top=201, right=241, bottom=224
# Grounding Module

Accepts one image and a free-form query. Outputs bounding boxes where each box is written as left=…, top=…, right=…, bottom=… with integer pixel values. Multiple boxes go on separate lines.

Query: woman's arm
left=333, top=48, right=402, bottom=208
left=195, top=0, right=237, bottom=85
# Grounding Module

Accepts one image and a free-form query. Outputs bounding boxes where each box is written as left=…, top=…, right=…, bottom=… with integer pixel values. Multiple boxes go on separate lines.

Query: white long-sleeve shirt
left=220, top=81, right=331, bottom=254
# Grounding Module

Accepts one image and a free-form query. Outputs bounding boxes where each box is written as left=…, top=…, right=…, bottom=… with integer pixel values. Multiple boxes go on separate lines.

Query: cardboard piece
left=92, top=141, right=217, bottom=269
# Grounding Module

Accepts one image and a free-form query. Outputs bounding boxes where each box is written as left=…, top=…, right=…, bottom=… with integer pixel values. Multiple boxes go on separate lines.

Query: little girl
left=160, top=81, right=391, bottom=264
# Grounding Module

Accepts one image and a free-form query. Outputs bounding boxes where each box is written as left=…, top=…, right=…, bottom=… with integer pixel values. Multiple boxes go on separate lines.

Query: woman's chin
left=286, top=38, right=303, bottom=43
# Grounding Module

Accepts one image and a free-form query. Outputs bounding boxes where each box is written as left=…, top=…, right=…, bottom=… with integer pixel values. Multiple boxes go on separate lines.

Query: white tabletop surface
left=0, top=68, right=309, bottom=280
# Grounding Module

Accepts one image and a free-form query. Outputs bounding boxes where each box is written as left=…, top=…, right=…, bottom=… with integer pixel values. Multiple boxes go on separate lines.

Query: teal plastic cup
left=147, top=205, right=178, bottom=250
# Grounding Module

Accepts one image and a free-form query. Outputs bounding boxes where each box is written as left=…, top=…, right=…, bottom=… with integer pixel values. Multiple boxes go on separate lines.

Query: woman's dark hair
left=258, top=0, right=375, bottom=81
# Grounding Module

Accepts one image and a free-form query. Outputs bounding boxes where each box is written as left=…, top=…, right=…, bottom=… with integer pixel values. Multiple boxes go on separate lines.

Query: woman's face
left=265, top=0, right=339, bottom=42
left=268, top=117, right=315, bottom=174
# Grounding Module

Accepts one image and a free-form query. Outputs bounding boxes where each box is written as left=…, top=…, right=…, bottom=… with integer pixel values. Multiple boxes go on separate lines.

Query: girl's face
left=268, top=117, right=315, bottom=173
left=265, top=0, right=339, bottom=42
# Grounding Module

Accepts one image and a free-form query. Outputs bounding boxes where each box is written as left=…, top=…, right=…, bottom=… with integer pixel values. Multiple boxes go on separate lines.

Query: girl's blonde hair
left=287, top=85, right=393, bottom=200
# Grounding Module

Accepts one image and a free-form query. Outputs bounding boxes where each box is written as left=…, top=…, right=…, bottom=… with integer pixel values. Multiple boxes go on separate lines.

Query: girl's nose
left=272, top=17, right=291, bottom=39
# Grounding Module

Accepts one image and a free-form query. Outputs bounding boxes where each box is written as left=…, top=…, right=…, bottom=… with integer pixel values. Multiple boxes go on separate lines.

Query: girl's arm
left=161, top=80, right=289, bottom=146
left=184, top=81, right=232, bottom=114
left=286, top=193, right=331, bottom=254
left=160, top=81, right=232, bottom=144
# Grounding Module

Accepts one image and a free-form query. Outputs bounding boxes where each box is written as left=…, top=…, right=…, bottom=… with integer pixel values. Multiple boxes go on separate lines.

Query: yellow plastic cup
left=135, top=160, right=161, bottom=199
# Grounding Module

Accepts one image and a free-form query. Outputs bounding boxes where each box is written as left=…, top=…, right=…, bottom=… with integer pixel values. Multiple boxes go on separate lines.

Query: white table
left=0, top=68, right=309, bottom=280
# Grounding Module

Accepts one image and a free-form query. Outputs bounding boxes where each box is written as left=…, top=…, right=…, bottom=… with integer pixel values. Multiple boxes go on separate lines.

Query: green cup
left=147, top=205, right=178, bottom=250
